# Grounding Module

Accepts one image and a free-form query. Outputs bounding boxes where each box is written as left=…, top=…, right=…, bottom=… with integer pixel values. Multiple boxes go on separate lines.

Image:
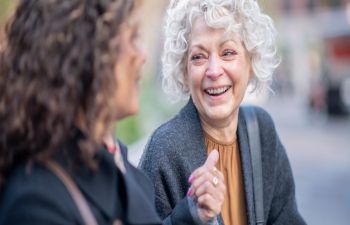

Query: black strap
left=242, top=106, right=264, bottom=225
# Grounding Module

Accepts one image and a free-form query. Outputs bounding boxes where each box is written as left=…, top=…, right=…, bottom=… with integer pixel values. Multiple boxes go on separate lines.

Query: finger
left=197, top=193, right=221, bottom=215
left=204, top=149, right=219, bottom=168
left=194, top=179, right=226, bottom=202
left=190, top=170, right=212, bottom=192
left=197, top=207, right=216, bottom=222
left=190, top=168, right=225, bottom=191
left=188, top=150, right=220, bottom=183
left=213, top=169, right=224, bottom=183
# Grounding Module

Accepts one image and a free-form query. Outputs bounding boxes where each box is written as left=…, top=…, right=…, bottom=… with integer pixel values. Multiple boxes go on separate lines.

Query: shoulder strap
left=44, top=160, right=99, bottom=225
left=242, top=106, right=264, bottom=225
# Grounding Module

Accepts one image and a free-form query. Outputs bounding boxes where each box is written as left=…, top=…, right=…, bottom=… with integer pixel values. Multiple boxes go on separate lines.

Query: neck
left=199, top=111, right=239, bottom=144
left=103, top=132, right=115, bottom=147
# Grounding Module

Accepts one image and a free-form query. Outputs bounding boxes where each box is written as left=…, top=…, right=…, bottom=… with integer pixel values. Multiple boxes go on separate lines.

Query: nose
left=137, top=44, right=146, bottom=65
left=205, top=55, right=223, bottom=80
left=139, top=50, right=146, bottom=65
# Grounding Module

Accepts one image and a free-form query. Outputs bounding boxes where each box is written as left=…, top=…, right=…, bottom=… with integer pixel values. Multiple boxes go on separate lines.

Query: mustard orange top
left=204, top=132, right=247, bottom=225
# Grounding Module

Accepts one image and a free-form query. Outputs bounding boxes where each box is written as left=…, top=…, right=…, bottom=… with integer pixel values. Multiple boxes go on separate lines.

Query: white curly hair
left=162, top=0, right=280, bottom=100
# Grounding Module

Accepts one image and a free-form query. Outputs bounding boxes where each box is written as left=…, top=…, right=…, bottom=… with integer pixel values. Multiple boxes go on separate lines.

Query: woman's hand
left=187, top=150, right=226, bottom=222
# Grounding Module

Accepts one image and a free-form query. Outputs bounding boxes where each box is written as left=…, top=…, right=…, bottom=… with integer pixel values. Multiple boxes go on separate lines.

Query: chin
left=205, top=107, right=236, bottom=121
left=128, top=102, right=140, bottom=115
left=115, top=104, right=139, bottom=121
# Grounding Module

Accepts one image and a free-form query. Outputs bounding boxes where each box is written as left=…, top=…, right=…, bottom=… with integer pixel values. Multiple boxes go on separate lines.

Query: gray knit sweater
left=139, top=99, right=306, bottom=225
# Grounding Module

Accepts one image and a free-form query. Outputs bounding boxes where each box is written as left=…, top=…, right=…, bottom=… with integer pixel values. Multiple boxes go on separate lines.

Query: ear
left=249, top=66, right=254, bottom=80
left=247, top=53, right=254, bottom=80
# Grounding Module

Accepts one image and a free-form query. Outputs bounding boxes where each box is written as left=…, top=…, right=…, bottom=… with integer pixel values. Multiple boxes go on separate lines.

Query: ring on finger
left=212, top=176, right=219, bottom=186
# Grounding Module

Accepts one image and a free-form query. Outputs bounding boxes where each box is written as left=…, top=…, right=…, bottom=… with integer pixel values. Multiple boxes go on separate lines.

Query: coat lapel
left=70, top=148, right=118, bottom=221
left=118, top=142, right=161, bottom=224
left=178, top=99, right=226, bottom=225
left=179, top=98, right=208, bottom=171
left=237, top=108, right=255, bottom=225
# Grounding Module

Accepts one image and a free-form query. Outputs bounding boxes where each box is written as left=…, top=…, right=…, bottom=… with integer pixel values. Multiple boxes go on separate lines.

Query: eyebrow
left=219, top=38, right=238, bottom=47
left=190, top=39, right=237, bottom=52
left=190, top=44, right=207, bottom=52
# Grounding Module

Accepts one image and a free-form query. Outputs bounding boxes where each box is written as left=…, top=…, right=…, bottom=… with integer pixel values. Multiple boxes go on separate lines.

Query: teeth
left=206, top=87, right=229, bottom=95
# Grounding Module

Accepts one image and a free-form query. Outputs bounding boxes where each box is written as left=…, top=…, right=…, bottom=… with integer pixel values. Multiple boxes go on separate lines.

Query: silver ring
left=212, top=176, right=219, bottom=186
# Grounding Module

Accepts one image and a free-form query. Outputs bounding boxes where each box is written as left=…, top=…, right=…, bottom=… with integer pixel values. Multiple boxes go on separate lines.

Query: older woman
left=140, top=0, right=306, bottom=225
left=0, top=0, right=162, bottom=224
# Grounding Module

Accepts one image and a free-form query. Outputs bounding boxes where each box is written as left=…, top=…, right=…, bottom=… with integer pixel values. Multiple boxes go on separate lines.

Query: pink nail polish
left=188, top=175, right=195, bottom=183
left=187, top=187, right=193, bottom=196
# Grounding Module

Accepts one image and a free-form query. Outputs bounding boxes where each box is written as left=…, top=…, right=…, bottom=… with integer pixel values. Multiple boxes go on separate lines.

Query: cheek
left=187, top=66, right=204, bottom=87
left=230, top=62, right=251, bottom=83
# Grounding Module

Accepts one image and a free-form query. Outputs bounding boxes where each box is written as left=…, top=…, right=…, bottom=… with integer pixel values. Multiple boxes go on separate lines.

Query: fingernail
left=188, top=175, right=195, bottom=183
left=187, top=187, right=193, bottom=196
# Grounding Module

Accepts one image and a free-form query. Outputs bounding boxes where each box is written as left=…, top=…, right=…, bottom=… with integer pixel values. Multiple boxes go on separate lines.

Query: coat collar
left=177, top=98, right=208, bottom=171
left=52, top=128, right=118, bottom=221
left=118, top=142, right=162, bottom=224
left=55, top=144, right=119, bottom=220
left=53, top=127, right=160, bottom=224
left=179, top=98, right=255, bottom=225
left=60, top=141, right=161, bottom=224
left=68, top=148, right=118, bottom=221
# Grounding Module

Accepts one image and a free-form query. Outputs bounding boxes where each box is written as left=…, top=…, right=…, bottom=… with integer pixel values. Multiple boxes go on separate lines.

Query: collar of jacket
left=55, top=138, right=161, bottom=224
left=178, top=98, right=256, bottom=225
left=118, top=141, right=162, bottom=224
left=62, top=147, right=119, bottom=222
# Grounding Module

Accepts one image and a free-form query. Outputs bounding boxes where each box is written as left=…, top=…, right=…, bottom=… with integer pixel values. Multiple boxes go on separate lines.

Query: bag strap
left=242, top=106, right=264, bottom=225
left=44, top=160, right=98, bottom=225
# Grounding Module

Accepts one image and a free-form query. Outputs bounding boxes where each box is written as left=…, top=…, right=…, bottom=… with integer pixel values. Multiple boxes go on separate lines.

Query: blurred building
left=263, top=0, right=350, bottom=116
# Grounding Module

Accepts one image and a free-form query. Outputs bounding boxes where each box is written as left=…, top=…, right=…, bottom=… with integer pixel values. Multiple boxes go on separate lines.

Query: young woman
left=0, top=0, right=161, bottom=224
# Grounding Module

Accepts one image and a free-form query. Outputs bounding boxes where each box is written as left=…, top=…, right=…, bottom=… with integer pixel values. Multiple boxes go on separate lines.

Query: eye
left=131, top=29, right=140, bottom=43
left=222, top=49, right=237, bottom=57
left=190, top=54, right=205, bottom=61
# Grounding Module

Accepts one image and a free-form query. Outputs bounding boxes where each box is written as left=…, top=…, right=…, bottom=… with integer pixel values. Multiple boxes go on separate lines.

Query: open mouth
left=204, top=86, right=231, bottom=96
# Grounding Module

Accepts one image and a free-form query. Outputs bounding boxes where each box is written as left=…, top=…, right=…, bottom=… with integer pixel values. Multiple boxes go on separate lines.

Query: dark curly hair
left=0, top=0, right=135, bottom=187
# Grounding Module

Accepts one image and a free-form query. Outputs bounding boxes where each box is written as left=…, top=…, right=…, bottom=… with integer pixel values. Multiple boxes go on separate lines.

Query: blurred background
left=1, top=0, right=349, bottom=224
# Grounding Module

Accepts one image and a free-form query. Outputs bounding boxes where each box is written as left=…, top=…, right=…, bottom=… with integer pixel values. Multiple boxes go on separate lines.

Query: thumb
left=204, top=149, right=219, bottom=168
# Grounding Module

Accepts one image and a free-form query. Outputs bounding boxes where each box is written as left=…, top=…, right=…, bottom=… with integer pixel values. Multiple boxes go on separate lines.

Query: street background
left=1, top=0, right=349, bottom=224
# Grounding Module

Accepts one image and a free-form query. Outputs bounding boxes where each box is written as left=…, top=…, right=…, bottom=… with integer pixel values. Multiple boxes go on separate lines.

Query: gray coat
left=139, top=99, right=306, bottom=225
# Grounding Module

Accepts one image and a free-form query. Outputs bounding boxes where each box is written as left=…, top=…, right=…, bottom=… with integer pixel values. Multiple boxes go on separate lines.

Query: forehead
left=190, top=17, right=240, bottom=46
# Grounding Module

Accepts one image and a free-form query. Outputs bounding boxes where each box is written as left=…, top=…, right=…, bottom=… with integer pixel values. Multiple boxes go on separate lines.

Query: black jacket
left=0, top=140, right=161, bottom=225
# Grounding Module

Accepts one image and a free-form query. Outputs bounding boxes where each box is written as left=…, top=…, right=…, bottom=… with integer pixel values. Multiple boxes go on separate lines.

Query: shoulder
left=148, top=114, right=185, bottom=149
left=0, top=163, right=78, bottom=224
left=240, top=105, right=287, bottom=165
left=249, top=105, right=276, bottom=130
left=139, top=101, right=202, bottom=175
left=241, top=105, right=278, bottom=140
left=144, top=100, right=200, bottom=153
left=139, top=115, right=183, bottom=171
left=245, top=106, right=292, bottom=179
left=252, top=106, right=283, bottom=152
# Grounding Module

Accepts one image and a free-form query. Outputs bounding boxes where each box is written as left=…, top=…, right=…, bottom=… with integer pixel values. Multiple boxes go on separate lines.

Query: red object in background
left=327, top=36, right=350, bottom=59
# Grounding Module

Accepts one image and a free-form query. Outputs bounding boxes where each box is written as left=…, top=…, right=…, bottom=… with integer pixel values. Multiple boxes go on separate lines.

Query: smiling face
left=186, top=17, right=252, bottom=127
left=114, top=15, right=146, bottom=120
